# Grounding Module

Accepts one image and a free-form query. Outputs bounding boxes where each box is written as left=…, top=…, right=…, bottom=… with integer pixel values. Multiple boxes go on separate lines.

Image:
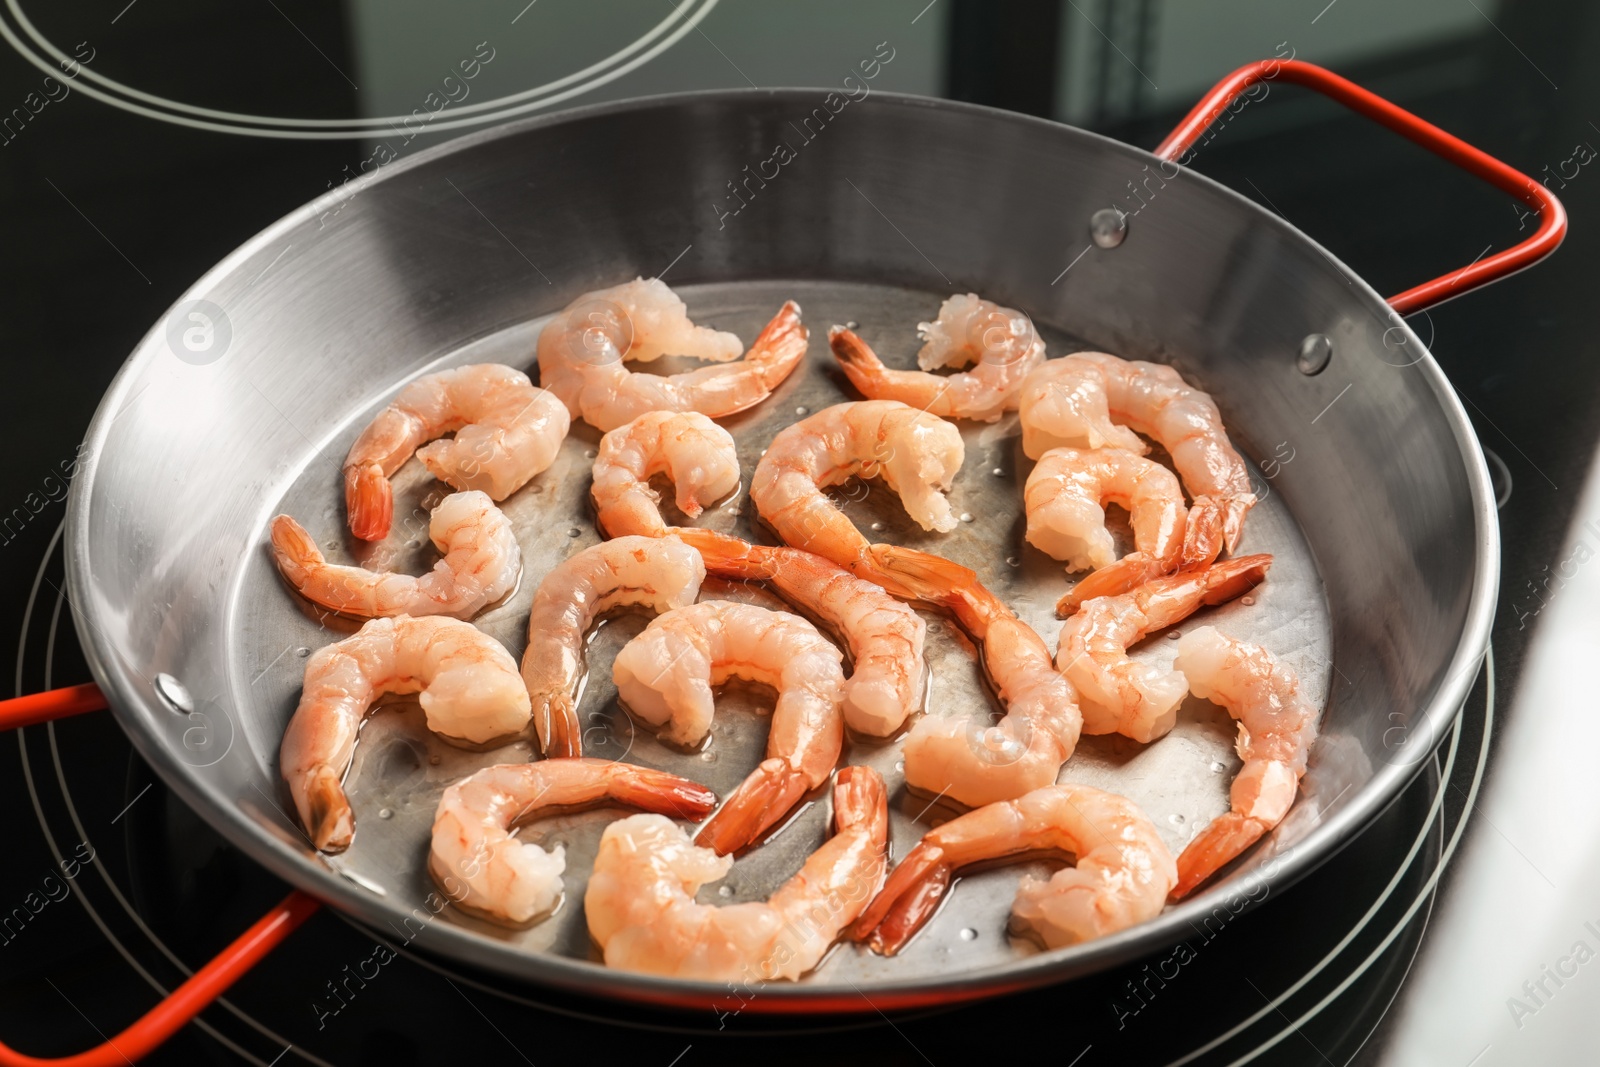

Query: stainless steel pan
left=2, top=59, right=1564, bottom=1046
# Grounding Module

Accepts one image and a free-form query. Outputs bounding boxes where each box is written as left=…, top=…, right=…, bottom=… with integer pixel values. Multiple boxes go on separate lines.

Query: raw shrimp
left=536, top=278, right=808, bottom=432
left=592, top=411, right=740, bottom=538
left=428, top=758, right=717, bottom=926
left=611, top=600, right=845, bottom=855
left=827, top=294, right=1045, bottom=422
left=1017, top=357, right=1147, bottom=459
left=677, top=528, right=927, bottom=737
left=585, top=766, right=888, bottom=980
left=1055, top=555, right=1271, bottom=744
left=1024, top=447, right=1187, bottom=614
left=1018, top=352, right=1255, bottom=566
left=521, top=535, right=705, bottom=759
left=1169, top=626, right=1319, bottom=898
left=750, top=400, right=964, bottom=591
left=280, top=615, right=530, bottom=852
left=269, top=491, right=520, bottom=620
left=343, top=363, right=569, bottom=541
left=849, top=782, right=1175, bottom=954
left=873, top=548, right=1083, bottom=808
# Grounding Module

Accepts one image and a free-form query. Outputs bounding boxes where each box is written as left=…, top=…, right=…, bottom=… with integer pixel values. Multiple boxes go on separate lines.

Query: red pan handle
left=1154, top=58, right=1567, bottom=315
left=0, top=683, right=323, bottom=1064
left=0, top=891, right=321, bottom=1067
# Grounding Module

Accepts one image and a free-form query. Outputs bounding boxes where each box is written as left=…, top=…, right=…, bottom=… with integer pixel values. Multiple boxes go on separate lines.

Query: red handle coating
left=1156, top=58, right=1567, bottom=315
left=0, top=683, right=106, bottom=729
left=0, top=890, right=321, bottom=1066
left=0, top=686, right=322, bottom=1061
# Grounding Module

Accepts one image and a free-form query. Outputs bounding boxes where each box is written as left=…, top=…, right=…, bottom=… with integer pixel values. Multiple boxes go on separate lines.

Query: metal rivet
left=154, top=673, right=194, bottom=715
left=1089, top=208, right=1127, bottom=249
left=1297, top=333, right=1333, bottom=375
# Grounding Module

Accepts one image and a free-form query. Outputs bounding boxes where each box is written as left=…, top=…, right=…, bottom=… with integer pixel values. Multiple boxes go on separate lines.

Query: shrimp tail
left=1138, top=552, right=1273, bottom=631
left=828, top=326, right=891, bottom=396
left=1221, top=492, right=1256, bottom=554
left=864, top=544, right=978, bottom=607
left=269, top=514, right=322, bottom=589
left=847, top=841, right=953, bottom=955
left=748, top=300, right=810, bottom=389
left=1178, top=495, right=1227, bottom=570
left=832, top=765, right=890, bottom=842
left=1056, top=552, right=1167, bottom=616
left=1169, top=812, right=1268, bottom=899
left=535, top=694, right=582, bottom=760
left=303, top=764, right=354, bottom=853
left=345, top=462, right=392, bottom=542
left=673, top=528, right=778, bottom=581
left=607, top=764, right=720, bottom=821
left=694, top=756, right=811, bottom=855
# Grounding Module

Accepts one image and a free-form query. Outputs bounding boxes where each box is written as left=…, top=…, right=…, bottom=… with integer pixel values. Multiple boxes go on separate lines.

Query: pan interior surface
left=67, top=91, right=1492, bottom=1008
left=230, top=278, right=1332, bottom=987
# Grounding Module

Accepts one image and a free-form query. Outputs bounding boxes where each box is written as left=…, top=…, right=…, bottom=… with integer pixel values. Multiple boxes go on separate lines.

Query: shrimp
left=849, top=782, right=1175, bottom=954
left=1169, top=626, right=1319, bottom=898
left=827, top=294, right=1045, bottom=422
left=592, top=411, right=740, bottom=538
left=1017, top=356, right=1148, bottom=459
left=279, top=615, right=531, bottom=852
left=344, top=363, right=569, bottom=541
left=1055, top=555, right=1271, bottom=744
left=269, top=491, right=520, bottom=621
left=521, top=535, right=705, bottom=760
left=536, top=278, right=808, bottom=432
left=677, top=528, right=927, bottom=737
left=428, top=758, right=718, bottom=926
left=1018, top=353, right=1255, bottom=566
left=749, top=400, right=964, bottom=591
left=611, top=600, right=845, bottom=855
left=585, top=766, right=888, bottom=980
left=873, top=548, right=1083, bottom=808
left=1025, top=447, right=1187, bottom=614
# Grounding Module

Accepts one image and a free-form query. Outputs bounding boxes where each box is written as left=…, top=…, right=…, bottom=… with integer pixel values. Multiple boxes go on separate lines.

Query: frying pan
left=0, top=59, right=1564, bottom=1060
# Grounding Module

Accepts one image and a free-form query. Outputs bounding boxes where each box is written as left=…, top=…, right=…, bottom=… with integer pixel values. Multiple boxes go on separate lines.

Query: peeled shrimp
left=1169, top=626, right=1319, bottom=898
left=874, top=548, right=1083, bottom=808
left=827, top=294, right=1045, bottom=422
left=849, top=782, right=1175, bottom=954
left=678, top=528, right=927, bottom=737
left=344, top=364, right=569, bottom=541
left=269, top=491, right=519, bottom=620
left=280, top=615, right=531, bottom=852
left=612, top=600, right=845, bottom=855
left=592, top=411, right=740, bottom=538
left=1055, top=555, right=1271, bottom=744
left=428, top=758, right=717, bottom=926
left=585, top=766, right=888, bottom=980
left=1017, top=356, right=1147, bottom=459
left=521, top=535, right=705, bottom=759
left=750, top=400, right=964, bottom=590
left=1025, top=447, right=1187, bottom=614
left=536, top=278, right=808, bottom=432
left=1018, top=353, right=1255, bottom=566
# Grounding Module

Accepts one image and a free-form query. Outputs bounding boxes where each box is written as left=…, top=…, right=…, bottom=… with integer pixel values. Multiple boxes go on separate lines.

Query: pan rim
left=63, top=86, right=1499, bottom=1011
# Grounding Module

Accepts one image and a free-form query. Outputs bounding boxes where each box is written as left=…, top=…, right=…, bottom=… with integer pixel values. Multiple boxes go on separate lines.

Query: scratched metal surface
left=233, top=278, right=1333, bottom=983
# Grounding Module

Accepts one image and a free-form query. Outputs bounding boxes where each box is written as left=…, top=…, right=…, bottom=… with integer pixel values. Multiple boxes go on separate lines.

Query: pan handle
left=1154, top=59, right=1567, bottom=315
left=0, top=891, right=321, bottom=1067
left=0, top=683, right=324, bottom=1063
left=0, top=683, right=106, bottom=729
